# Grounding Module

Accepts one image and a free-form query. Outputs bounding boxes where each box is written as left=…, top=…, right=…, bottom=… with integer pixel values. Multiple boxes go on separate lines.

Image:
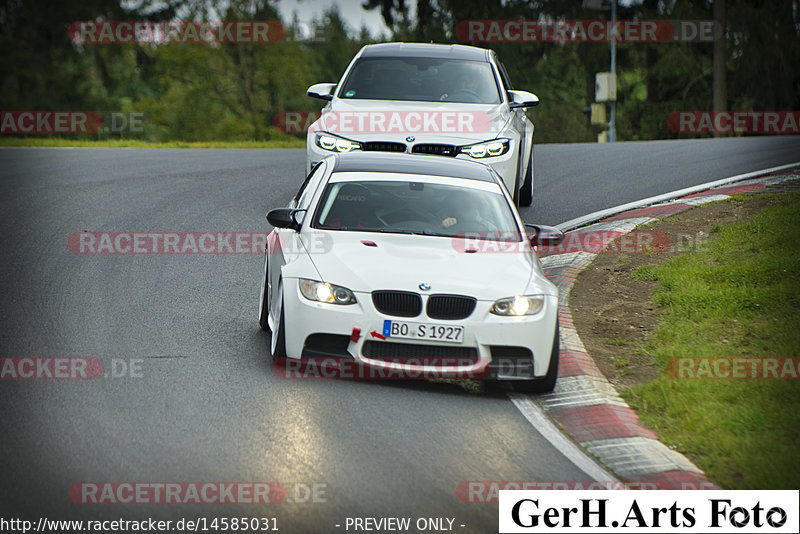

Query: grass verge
left=622, top=193, right=800, bottom=489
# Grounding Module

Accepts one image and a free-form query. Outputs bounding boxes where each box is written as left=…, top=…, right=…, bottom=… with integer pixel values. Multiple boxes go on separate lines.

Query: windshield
left=338, top=58, right=502, bottom=104
left=311, top=178, right=521, bottom=240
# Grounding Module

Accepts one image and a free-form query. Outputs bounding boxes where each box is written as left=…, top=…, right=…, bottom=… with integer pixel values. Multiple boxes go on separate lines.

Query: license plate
left=382, top=320, right=464, bottom=344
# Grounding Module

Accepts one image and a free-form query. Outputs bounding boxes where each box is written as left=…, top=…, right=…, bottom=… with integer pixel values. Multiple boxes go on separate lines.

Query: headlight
left=315, top=133, right=362, bottom=153
left=299, top=279, right=357, bottom=305
left=460, top=139, right=510, bottom=159
left=490, top=295, right=545, bottom=316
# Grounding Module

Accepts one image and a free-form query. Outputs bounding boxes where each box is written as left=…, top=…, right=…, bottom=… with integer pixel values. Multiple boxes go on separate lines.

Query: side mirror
left=307, top=83, right=336, bottom=101
left=267, top=208, right=305, bottom=230
left=509, top=90, right=540, bottom=109
left=524, top=224, right=564, bottom=247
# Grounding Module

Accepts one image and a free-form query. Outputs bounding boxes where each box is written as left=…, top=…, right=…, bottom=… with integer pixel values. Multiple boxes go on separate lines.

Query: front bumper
left=282, top=278, right=558, bottom=380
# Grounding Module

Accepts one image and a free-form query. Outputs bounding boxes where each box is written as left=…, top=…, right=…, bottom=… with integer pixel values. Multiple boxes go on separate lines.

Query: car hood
left=304, top=231, right=551, bottom=300
left=314, top=99, right=511, bottom=144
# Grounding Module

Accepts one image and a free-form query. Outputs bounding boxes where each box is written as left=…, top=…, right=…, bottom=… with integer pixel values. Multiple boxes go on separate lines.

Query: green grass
left=0, top=137, right=305, bottom=149
left=634, top=265, right=659, bottom=281
left=610, top=356, right=634, bottom=376
left=621, top=193, right=800, bottom=489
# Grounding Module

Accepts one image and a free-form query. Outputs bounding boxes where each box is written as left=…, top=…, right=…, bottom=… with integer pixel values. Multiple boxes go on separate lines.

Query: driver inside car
left=440, top=191, right=497, bottom=231
left=439, top=64, right=486, bottom=103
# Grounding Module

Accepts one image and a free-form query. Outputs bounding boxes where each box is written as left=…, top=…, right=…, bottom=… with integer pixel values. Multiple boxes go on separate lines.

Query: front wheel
left=512, top=323, right=559, bottom=393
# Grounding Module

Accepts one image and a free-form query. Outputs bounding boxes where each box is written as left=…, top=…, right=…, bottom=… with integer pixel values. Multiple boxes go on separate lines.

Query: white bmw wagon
left=305, top=42, right=539, bottom=206
left=259, top=152, right=563, bottom=392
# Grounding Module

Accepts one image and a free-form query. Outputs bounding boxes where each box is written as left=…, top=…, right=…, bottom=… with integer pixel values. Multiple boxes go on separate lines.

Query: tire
left=513, top=323, right=559, bottom=393
left=270, top=285, right=287, bottom=361
left=258, top=253, right=270, bottom=331
left=518, top=147, right=533, bottom=207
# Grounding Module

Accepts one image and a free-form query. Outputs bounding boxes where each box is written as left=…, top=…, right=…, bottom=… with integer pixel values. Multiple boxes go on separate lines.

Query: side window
left=292, top=161, right=326, bottom=209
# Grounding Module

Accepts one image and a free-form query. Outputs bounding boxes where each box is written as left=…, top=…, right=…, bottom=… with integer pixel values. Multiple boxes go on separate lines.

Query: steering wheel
left=446, top=88, right=481, bottom=103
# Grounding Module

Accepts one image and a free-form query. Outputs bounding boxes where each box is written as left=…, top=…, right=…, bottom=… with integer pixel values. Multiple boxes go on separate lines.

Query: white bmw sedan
left=259, top=152, right=563, bottom=392
left=305, top=42, right=539, bottom=206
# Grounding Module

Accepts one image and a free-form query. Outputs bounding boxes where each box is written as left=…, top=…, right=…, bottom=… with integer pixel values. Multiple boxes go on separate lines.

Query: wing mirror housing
left=307, top=83, right=336, bottom=101
left=524, top=224, right=564, bottom=247
left=509, top=90, right=540, bottom=109
left=267, top=208, right=305, bottom=231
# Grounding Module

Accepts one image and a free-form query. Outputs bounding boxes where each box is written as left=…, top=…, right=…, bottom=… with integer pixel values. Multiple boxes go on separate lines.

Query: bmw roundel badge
left=419, top=283, right=431, bottom=291
left=406, top=136, right=415, bottom=143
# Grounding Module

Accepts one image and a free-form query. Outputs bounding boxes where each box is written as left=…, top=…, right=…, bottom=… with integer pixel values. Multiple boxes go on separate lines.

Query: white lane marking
left=507, top=391, right=618, bottom=482
left=557, top=161, right=800, bottom=231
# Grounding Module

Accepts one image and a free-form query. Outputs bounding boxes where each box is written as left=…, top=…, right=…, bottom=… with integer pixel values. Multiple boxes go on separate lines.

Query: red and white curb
left=532, top=166, right=800, bottom=489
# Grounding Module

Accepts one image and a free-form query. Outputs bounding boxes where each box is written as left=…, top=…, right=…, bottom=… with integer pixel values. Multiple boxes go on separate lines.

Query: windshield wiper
left=324, top=227, right=454, bottom=237
left=410, top=230, right=452, bottom=237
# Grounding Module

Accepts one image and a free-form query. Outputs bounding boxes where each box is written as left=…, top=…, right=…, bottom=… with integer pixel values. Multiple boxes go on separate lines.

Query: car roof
left=330, top=153, right=499, bottom=183
left=358, top=42, right=490, bottom=62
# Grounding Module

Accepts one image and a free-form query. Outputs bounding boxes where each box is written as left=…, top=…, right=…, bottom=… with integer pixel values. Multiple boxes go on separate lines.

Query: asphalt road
left=0, top=136, right=798, bottom=532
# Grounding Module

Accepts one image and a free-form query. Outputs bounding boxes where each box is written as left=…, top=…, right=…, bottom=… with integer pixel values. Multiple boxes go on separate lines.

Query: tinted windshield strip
left=311, top=180, right=522, bottom=241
